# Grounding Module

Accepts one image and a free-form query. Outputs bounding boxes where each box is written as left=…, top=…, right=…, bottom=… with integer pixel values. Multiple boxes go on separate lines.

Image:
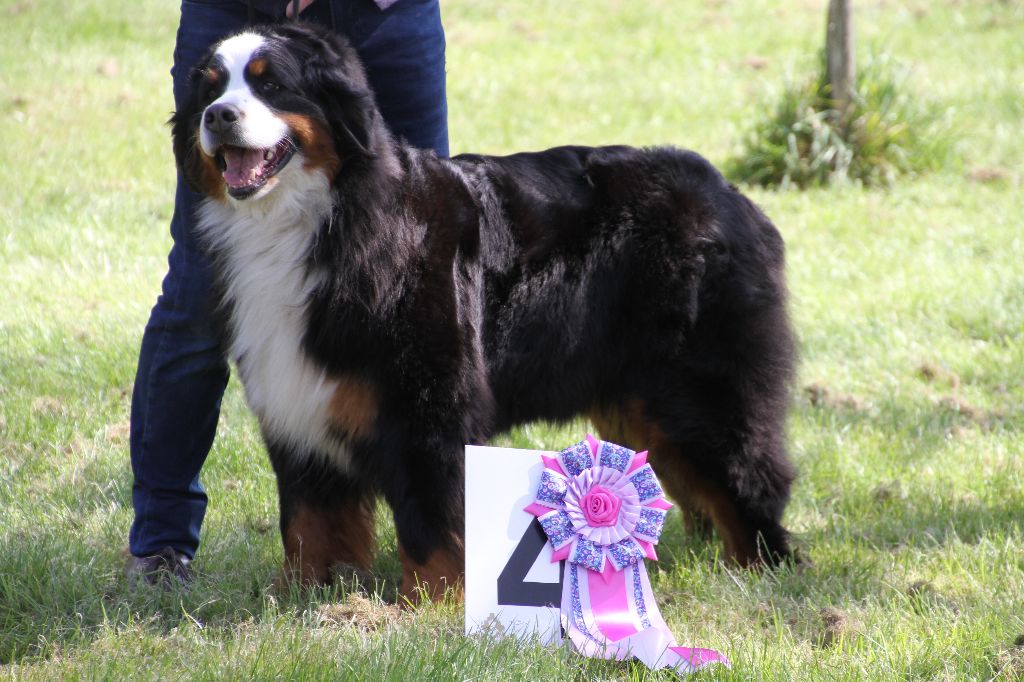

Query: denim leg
left=128, top=180, right=230, bottom=559
left=130, top=0, right=448, bottom=559
left=129, top=1, right=257, bottom=560
left=351, top=0, right=449, bottom=156
left=309, top=0, right=449, bottom=156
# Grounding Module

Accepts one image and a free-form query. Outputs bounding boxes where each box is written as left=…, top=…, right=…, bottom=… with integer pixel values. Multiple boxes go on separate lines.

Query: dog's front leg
left=269, top=443, right=377, bottom=587
left=383, top=439, right=466, bottom=603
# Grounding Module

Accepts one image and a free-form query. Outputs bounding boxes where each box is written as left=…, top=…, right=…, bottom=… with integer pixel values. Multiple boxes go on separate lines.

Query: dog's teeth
left=264, top=149, right=274, bottom=161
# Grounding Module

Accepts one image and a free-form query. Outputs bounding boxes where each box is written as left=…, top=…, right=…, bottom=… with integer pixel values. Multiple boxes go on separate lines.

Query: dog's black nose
left=204, top=103, right=241, bottom=133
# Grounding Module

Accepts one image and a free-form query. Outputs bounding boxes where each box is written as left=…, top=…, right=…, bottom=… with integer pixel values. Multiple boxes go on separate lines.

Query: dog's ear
left=304, top=38, right=378, bottom=160
left=318, top=72, right=376, bottom=159
left=169, top=66, right=220, bottom=196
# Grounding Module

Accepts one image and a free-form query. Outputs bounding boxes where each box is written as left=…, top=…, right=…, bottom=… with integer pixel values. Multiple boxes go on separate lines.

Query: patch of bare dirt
left=743, top=55, right=770, bottom=70
left=7, top=1, right=37, bottom=17
left=907, top=579, right=934, bottom=598
left=98, top=58, right=120, bottom=78
left=906, top=580, right=961, bottom=616
left=968, top=166, right=1014, bottom=184
left=934, top=395, right=1005, bottom=431
left=816, top=606, right=858, bottom=648
left=104, top=421, right=130, bottom=443
left=994, top=636, right=1024, bottom=679
left=32, top=396, right=65, bottom=417
left=315, top=593, right=403, bottom=632
left=804, top=382, right=869, bottom=411
left=243, top=515, right=274, bottom=534
left=916, top=362, right=960, bottom=389
left=872, top=480, right=907, bottom=502
left=936, top=395, right=982, bottom=421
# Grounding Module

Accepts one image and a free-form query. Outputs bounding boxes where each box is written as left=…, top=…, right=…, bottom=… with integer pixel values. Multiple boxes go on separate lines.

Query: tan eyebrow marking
left=247, top=57, right=269, bottom=78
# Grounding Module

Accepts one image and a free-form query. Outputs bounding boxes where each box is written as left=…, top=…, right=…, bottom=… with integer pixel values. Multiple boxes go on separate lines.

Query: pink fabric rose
left=581, top=485, right=622, bottom=527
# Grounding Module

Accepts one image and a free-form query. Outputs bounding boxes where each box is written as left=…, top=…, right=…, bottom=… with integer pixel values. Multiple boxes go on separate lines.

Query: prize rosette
left=524, top=435, right=729, bottom=674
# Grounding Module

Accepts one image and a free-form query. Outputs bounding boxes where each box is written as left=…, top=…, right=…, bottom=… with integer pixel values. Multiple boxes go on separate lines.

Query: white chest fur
left=196, top=169, right=349, bottom=468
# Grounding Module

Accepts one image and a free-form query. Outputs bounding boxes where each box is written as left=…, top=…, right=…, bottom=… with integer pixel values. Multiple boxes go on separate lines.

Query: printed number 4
left=496, top=517, right=565, bottom=607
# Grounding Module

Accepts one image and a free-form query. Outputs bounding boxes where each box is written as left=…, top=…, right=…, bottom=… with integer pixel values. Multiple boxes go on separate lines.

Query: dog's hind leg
left=647, top=428, right=792, bottom=566
left=589, top=402, right=712, bottom=539
left=591, top=397, right=794, bottom=567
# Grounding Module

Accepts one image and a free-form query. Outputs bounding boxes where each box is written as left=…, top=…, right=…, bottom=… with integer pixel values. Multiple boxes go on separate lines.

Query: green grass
left=2, top=0, right=1023, bottom=679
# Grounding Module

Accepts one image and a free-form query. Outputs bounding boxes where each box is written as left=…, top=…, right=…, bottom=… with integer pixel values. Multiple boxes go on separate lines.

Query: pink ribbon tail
left=562, top=562, right=729, bottom=674
left=670, top=646, right=732, bottom=668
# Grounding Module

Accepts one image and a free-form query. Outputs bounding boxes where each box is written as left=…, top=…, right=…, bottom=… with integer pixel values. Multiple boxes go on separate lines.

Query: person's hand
left=285, top=0, right=317, bottom=18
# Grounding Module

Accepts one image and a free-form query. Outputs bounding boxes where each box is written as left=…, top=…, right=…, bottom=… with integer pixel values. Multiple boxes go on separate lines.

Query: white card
left=464, top=445, right=565, bottom=644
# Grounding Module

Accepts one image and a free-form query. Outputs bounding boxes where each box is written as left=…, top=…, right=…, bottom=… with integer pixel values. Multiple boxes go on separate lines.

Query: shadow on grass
left=844, top=492, right=1024, bottom=552
left=0, top=492, right=411, bottom=666
left=795, top=388, right=1022, bottom=461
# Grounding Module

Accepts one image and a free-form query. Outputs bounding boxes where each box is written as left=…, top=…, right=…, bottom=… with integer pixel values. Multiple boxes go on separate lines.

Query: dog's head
left=171, top=23, right=380, bottom=201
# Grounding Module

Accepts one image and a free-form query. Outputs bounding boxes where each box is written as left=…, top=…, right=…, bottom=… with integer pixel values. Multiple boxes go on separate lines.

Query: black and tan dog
left=171, top=22, right=797, bottom=600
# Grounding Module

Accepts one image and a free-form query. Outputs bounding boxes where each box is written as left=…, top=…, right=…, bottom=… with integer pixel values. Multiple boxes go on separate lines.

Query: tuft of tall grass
left=727, top=52, right=956, bottom=189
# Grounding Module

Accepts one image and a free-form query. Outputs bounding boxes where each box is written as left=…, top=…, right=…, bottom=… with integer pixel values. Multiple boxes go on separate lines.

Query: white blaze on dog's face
left=191, top=32, right=343, bottom=202
left=174, top=26, right=372, bottom=204
left=198, top=33, right=295, bottom=200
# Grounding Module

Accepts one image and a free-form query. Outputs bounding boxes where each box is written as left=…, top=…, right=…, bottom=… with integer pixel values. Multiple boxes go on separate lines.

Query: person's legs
left=317, top=0, right=449, bottom=156
left=129, top=1, right=263, bottom=565
left=130, top=0, right=448, bottom=574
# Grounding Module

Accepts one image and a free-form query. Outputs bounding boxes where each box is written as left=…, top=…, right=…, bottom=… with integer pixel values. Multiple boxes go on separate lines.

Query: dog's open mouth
left=216, top=138, right=296, bottom=199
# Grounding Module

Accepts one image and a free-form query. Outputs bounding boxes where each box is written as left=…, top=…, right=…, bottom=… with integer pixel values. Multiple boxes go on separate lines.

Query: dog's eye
left=261, top=80, right=281, bottom=93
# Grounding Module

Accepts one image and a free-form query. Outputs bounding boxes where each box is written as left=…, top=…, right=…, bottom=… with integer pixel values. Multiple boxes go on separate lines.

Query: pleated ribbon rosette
left=524, top=435, right=729, bottom=674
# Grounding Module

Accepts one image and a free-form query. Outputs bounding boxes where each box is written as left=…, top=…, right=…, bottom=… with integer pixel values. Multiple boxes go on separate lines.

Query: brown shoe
left=126, top=547, right=192, bottom=588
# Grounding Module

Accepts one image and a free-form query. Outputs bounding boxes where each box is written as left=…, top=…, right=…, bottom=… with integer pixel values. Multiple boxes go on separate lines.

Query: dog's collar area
left=216, top=137, right=296, bottom=199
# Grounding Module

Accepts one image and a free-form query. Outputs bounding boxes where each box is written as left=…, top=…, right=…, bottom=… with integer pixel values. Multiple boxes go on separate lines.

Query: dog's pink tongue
left=222, top=147, right=265, bottom=188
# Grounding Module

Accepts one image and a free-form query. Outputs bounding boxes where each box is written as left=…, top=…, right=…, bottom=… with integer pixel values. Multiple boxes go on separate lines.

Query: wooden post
left=826, top=0, right=855, bottom=114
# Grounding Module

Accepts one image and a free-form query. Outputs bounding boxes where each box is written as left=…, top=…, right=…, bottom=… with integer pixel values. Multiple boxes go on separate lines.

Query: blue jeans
left=129, top=0, right=448, bottom=559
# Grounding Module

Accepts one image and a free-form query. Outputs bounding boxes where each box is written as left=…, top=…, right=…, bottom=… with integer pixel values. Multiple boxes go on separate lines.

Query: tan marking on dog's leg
left=328, top=375, right=379, bottom=441
left=592, top=403, right=753, bottom=554
left=590, top=401, right=712, bottom=538
left=589, top=400, right=651, bottom=450
left=280, top=498, right=376, bottom=587
left=397, top=536, right=464, bottom=604
left=644, top=425, right=761, bottom=565
left=692, top=483, right=760, bottom=566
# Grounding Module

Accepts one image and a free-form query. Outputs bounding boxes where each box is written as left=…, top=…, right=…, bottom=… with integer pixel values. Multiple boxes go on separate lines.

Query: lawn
left=1, top=0, right=1023, bottom=679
